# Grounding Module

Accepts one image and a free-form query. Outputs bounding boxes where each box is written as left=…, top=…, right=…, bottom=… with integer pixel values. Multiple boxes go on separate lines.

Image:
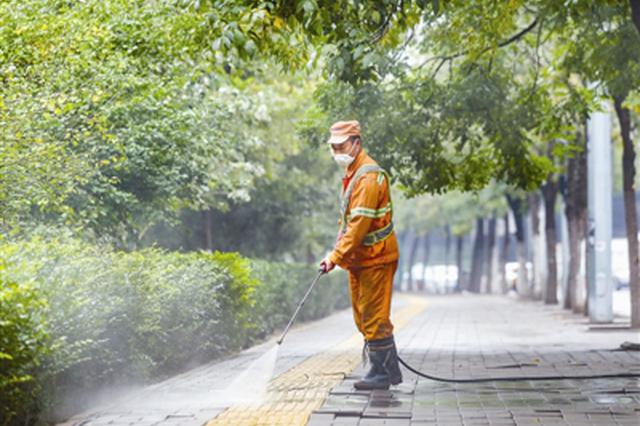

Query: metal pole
left=277, top=270, right=324, bottom=345
left=587, top=106, right=613, bottom=323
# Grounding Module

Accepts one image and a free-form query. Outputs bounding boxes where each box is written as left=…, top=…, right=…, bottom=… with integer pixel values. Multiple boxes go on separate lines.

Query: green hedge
left=0, top=236, right=348, bottom=425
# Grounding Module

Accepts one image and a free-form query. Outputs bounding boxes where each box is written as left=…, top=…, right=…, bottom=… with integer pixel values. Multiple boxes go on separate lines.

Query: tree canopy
left=1, top=0, right=639, bottom=259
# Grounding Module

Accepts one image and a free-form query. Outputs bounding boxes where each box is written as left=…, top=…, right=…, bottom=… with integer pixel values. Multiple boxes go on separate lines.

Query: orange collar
left=344, top=148, right=367, bottom=179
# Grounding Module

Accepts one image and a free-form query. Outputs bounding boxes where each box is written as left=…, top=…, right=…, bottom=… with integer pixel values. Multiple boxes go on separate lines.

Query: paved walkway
left=311, top=295, right=640, bottom=426
left=59, top=295, right=420, bottom=426
left=61, top=294, right=639, bottom=426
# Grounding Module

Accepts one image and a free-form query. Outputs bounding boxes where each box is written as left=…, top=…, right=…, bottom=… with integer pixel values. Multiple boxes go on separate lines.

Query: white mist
left=222, top=344, right=280, bottom=405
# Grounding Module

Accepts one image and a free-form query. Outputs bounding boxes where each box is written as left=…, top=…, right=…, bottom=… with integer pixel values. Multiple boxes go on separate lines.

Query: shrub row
left=0, top=236, right=348, bottom=425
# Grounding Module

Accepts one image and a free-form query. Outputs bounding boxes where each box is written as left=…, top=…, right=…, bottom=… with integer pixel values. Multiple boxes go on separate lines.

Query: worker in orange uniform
left=319, top=120, right=402, bottom=390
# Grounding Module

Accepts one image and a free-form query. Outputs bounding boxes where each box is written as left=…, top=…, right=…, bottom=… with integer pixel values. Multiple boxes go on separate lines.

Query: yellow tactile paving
left=206, top=294, right=428, bottom=426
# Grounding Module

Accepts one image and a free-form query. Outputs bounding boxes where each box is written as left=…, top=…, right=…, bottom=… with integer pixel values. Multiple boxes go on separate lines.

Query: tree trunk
left=456, top=235, right=465, bottom=292
left=558, top=192, right=571, bottom=307
left=408, top=231, right=420, bottom=291
left=203, top=209, right=213, bottom=251
left=490, top=220, right=501, bottom=294
left=444, top=225, right=452, bottom=292
left=500, top=213, right=510, bottom=293
left=420, top=233, right=431, bottom=291
left=565, top=218, right=582, bottom=311
left=542, top=175, right=559, bottom=304
left=394, top=231, right=406, bottom=290
left=529, top=193, right=545, bottom=300
left=506, top=194, right=530, bottom=296
left=485, top=214, right=497, bottom=293
left=469, top=217, right=485, bottom=293
left=516, top=240, right=528, bottom=295
left=581, top=218, right=589, bottom=316
left=631, top=0, right=640, bottom=36
left=564, top=131, right=588, bottom=312
left=399, top=228, right=417, bottom=291
left=614, top=96, right=640, bottom=328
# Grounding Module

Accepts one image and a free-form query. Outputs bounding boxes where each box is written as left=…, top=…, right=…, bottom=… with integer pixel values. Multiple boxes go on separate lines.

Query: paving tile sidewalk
left=311, top=294, right=640, bottom=426
left=57, top=303, right=365, bottom=426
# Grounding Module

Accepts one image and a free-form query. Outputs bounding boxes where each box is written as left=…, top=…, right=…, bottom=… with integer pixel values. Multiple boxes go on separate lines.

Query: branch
left=370, top=0, right=404, bottom=45
left=430, top=57, right=450, bottom=80
left=417, top=18, right=539, bottom=71
left=389, top=28, right=415, bottom=64
left=524, top=16, right=545, bottom=103
left=497, top=17, right=539, bottom=49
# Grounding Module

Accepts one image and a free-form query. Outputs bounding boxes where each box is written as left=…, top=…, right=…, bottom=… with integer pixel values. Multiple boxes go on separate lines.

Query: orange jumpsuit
left=328, top=149, right=399, bottom=341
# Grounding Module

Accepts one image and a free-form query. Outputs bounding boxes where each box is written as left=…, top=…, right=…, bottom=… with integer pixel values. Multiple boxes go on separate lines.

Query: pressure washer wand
left=276, top=268, right=325, bottom=345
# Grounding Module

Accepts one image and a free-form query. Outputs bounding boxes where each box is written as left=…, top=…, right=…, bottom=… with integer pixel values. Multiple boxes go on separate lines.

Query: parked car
left=611, top=238, right=631, bottom=290
left=505, top=261, right=532, bottom=290
left=406, top=263, right=458, bottom=293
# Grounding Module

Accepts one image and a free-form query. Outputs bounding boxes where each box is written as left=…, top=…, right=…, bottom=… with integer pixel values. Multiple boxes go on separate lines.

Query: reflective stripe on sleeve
left=349, top=202, right=392, bottom=219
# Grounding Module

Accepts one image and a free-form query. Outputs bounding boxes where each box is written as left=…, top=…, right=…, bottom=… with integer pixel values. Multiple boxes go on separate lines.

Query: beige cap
left=327, top=120, right=361, bottom=144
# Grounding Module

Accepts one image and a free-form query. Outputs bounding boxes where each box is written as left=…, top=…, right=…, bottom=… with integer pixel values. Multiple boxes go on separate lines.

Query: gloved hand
left=320, top=256, right=335, bottom=274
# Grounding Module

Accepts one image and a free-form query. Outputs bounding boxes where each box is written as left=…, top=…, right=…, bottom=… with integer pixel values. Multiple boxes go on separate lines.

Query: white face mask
left=332, top=141, right=358, bottom=168
left=332, top=153, right=355, bottom=168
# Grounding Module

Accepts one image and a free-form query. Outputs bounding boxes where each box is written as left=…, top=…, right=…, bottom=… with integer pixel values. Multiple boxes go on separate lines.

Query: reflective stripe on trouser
left=348, top=261, right=397, bottom=341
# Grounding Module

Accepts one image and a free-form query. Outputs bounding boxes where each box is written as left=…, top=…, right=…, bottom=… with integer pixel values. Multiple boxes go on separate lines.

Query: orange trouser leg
left=348, top=261, right=397, bottom=341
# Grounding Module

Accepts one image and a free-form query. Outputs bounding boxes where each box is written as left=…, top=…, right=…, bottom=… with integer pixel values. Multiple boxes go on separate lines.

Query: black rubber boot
left=354, top=336, right=403, bottom=390
left=387, top=338, right=403, bottom=385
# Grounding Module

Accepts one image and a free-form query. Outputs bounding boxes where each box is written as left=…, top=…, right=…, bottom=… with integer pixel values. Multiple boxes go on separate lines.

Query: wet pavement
left=57, top=300, right=366, bottom=426
left=58, top=294, right=422, bottom=426
left=310, top=295, right=640, bottom=426
left=206, top=296, right=427, bottom=426
left=58, top=294, right=639, bottom=426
